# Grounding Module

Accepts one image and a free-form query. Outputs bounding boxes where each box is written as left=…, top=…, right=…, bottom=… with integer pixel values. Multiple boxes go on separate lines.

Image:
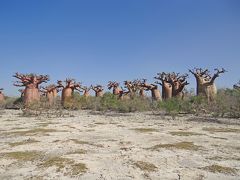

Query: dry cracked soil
left=0, top=109, right=239, bottom=180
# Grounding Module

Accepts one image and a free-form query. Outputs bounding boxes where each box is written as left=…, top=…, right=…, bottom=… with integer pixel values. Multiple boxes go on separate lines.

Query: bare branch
left=210, top=68, right=227, bottom=83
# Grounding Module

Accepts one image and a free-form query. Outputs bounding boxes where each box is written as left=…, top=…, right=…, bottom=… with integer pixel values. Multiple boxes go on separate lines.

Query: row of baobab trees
left=0, top=67, right=239, bottom=107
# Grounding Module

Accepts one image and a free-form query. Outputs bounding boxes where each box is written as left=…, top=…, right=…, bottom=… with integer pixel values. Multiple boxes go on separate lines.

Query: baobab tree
left=80, top=86, right=91, bottom=97
left=18, top=89, right=25, bottom=99
left=119, top=89, right=131, bottom=100
left=108, top=81, right=122, bottom=95
left=166, top=72, right=189, bottom=99
left=41, top=84, right=60, bottom=105
left=91, top=85, right=104, bottom=97
left=140, top=79, right=162, bottom=101
left=13, top=73, right=49, bottom=105
left=124, top=80, right=141, bottom=98
left=0, top=88, right=5, bottom=102
left=57, top=79, right=81, bottom=105
left=134, top=79, right=148, bottom=98
left=155, top=72, right=172, bottom=100
left=189, top=68, right=226, bottom=101
left=108, top=81, right=131, bottom=100
left=233, top=81, right=240, bottom=90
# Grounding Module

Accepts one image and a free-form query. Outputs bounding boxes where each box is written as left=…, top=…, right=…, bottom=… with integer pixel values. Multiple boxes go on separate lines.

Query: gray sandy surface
left=0, top=109, right=239, bottom=180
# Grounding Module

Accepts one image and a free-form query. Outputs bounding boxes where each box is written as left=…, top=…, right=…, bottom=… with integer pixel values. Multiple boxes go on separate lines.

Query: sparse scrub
left=1, top=151, right=42, bottom=161
left=0, top=96, right=20, bottom=109
left=154, top=89, right=240, bottom=118
left=134, top=161, right=157, bottom=172
left=9, top=139, right=40, bottom=147
left=148, top=142, right=201, bottom=151
left=76, top=93, right=152, bottom=113
left=169, top=131, right=203, bottom=136
left=210, top=89, right=240, bottom=118
left=39, top=156, right=88, bottom=175
left=202, top=127, right=240, bottom=133
left=133, top=128, right=158, bottom=133
left=3, top=87, right=239, bottom=118
left=202, top=164, right=237, bottom=175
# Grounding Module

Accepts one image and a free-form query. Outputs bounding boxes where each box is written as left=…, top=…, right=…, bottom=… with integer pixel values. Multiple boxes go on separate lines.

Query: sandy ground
left=0, top=109, right=239, bottom=180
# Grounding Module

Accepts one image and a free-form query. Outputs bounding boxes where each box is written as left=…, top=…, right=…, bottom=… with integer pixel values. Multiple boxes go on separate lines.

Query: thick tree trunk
left=46, top=92, right=54, bottom=105
left=83, top=92, right=90, bottom=97
left=139, top=89, right=145, bottom=98
left=151, top=89, right=162, bottom=101
left=52, top=89, right=58, bottom=98
left=24, top=87, right=40, bottom=105
left=204, top=83, right=217, bottom=102
left=96, top=91, right=103, bottom=97
left=113, top=88, right=121, bottom=95
left=62, top=87, right=73, bottom=104
left=162, top=83, right=172, bottom=100
left=0, top=93, right=5, bottom=102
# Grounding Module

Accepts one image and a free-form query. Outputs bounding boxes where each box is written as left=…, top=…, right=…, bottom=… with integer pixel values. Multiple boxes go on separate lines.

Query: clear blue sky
left=0, top=0, right=239, bottom=96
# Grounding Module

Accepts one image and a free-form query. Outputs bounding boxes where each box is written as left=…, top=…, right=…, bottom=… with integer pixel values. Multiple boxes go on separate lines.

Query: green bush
left=0, top=96, right=21, bottom=109
left=2, top=88, right=240, bottom=118
left=210, top=89, right=240, bottom=118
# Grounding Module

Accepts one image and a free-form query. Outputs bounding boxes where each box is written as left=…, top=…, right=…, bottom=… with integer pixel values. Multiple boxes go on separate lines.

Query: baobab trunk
left=167, top=73, right=189, bottom=99
left=80, top=86, right=91, bottom=97
left=151, top=87, right=162, bottom=101
left=52, top=89, right=58, bottom=98
left=83, top=91, right=90, bottom=97
left=119, top=91, right=131, bottom=100
left=0, top=89, right=5, bottom=102
left=92, top=85, right=104, bottom=97
left=13, top=73, right=49, bottom=106
left=139, top=89, right=145, bottom=98
left=57, top=79, right=81, bottom=106
left=234, top=81, right=240, bottom=90
left=162, top=82, right=172, bottom=99
left=24, top=87, right=40, bottom=105
left=155, top=72, right=172, bottom=100
left=108, top=81, right=122, bottom=95
left=62, top=87, right=73, bottom=104
left=46, top=91, right=54, bottom=105
left=41, top=84, right=60, bottom=105
left=189, top=68, right=226, bottom=102
left=124, top=80, right=143, bottom=99
left=18, top=89, right=25, bottom=99
left=141, top=81, right=162, bottom=101
left=205, top=84, right=217, bottom=102
left=96, top=91, right=104, bottom=97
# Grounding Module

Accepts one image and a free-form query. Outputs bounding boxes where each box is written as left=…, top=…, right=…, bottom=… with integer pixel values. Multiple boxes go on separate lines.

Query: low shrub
left=3, top=88, right=240, bottom=118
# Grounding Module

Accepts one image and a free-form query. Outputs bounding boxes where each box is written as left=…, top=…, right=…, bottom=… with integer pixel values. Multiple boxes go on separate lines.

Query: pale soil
left=0, top=109, right=239, bottom=180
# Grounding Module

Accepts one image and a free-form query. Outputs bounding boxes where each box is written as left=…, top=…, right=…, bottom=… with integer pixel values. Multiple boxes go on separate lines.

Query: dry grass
left=9, top=139, right=40, bottom=147
left=4, top=119, right=17, bottom=122
left=69, top=139, right=104, bottom=148
left=202, top=164, right=237, bottom=175
left=5, top=128, right=66, bottom=136
left=40, top=156, right=87, bottom=176
left=67, top=149, right=87, bottom=155
left=134, top=161, right=157, bottom=172
left=169, top=131, right=203, bottom=136
left=207, top=156, right=240, bottom=161
left=148, top=142, right=201, bottom=151
left=202, top=127, right=240, bottom=133
left=117, top=125, right=125, bottom=128
left=133, top=128, right=158, bottom=133
left=10, top=127, right=26, bottom=130
left=71, top=163, right=88, bottom=175
left=40, top=157, right=73, bottom=172
left=94, top=122, right=106, bottom=125
left=37, top=122, right=55, bottom=127
left=1, top=151, right=42, bottom=161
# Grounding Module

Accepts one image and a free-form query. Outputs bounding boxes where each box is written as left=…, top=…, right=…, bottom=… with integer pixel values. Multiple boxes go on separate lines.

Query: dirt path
left=0, top=110, right=239, bottom=180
